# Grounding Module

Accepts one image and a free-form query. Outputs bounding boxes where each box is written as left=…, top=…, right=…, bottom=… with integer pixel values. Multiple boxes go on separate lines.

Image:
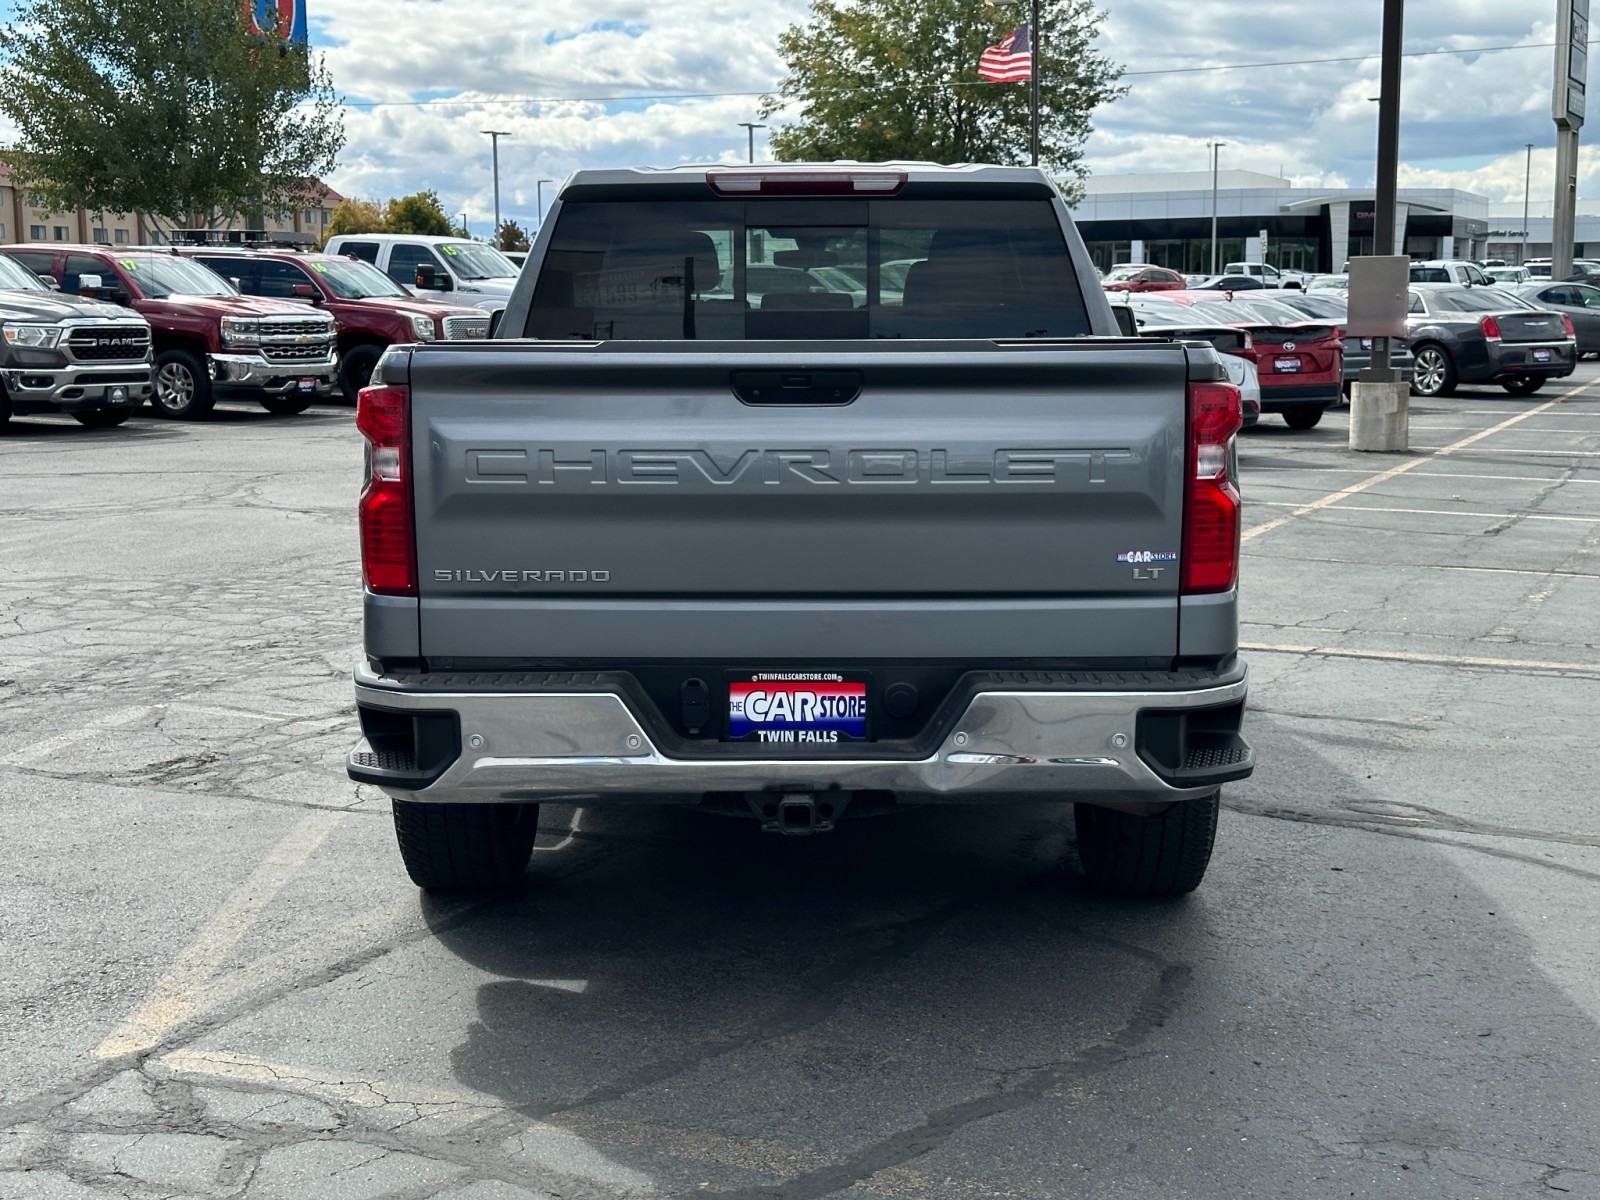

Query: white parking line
left=1242, top=641, right=1600, bottom=678
left=94, top=811, right=346, bottom=1059
left=1247, top=468, right=1600, bottom=484
left=1249, top=500, right=1597, bottom=524
left=1243, top=389, right=1588, bottom=542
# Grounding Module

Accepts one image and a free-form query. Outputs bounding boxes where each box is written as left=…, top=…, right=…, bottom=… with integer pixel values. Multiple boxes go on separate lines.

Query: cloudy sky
left=2, top=0, right=1595, bottom=230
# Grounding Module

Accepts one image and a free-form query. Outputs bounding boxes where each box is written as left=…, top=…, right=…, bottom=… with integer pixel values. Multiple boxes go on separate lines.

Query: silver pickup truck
left=346, top=163, right=1254, bottom=897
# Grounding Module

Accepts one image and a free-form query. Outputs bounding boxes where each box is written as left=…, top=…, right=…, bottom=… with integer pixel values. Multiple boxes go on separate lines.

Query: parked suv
left=322, top=234, right=519, bottom=313
left=2, top=245, right=338, bottom=419
left=0, top=252, right=152, bottom=428
left=181, top=249, right=489, bottom=400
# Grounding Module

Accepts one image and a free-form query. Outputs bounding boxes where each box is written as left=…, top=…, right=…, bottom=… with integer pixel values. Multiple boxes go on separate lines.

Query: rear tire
left=338, top=345, right=383, bottom=403
left=73, top=407, right=136, bottom=427
left=1282, top=405, right=1324, bottom=430
left=392, top=800, right=539, bottom=891
left=1502, top=376, right=1546, bottom=395
left=152, top=349, right=215, bottom=419
left=1074, top=793, right=1220, bottom=897
left=260, top=395, right=315, bottom=415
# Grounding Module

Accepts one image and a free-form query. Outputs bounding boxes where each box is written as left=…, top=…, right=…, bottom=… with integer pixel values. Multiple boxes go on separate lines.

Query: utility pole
left=536, top=179, right=555, bottom=225
left=737, top=122, right=767, bottom=163
left=1524, top=143, right=1535, bottom=264
left=1552, top=0, right=1587, bottom=280
left=1209, top=141, right=1226, bottom=274
left=1349, top=0, right=1408, bottom=453
left=1028, top=0, right=1040, bottom=165
left=481, top=130, right=511, bottom=242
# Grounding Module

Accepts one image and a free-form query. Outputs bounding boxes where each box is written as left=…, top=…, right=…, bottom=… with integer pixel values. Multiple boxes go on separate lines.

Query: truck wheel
left=73, top=407, right=137, bottom=427
left=1502, top=376, right=1546, bottom=395
left=260, top=395, right=315, bottom=415
left=152, top=350, right=215, bottom=419
left=338, top=345, right=382, bottom=403
left=1074, top=793, right=1220, bottom=897
left=391, top=799, right=539, bottom=891
left=1282, top=405, right=1323, bottom=430
left=1409, top=344, right=1457, bottom=397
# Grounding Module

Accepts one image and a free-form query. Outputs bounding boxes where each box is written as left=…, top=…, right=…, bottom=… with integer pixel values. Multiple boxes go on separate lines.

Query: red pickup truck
left=3, top=244, right=338, bottom=419
left=181, top=249, right=489, bottom=400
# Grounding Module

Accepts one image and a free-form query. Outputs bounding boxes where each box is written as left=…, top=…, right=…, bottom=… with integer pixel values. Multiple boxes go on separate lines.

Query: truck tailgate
left=407, top=340, right=1195, bottom=661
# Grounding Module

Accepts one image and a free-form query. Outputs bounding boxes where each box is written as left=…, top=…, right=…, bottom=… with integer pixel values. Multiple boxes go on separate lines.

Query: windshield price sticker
left=312, top=263, right=329, bottom=273
left=442, top=245, right=459, bottom=256
left=728, top=672, right=868, bottom=744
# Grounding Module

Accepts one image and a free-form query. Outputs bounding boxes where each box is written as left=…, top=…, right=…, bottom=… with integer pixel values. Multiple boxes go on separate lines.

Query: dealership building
left=1067, top=169, right=1600, bottom=274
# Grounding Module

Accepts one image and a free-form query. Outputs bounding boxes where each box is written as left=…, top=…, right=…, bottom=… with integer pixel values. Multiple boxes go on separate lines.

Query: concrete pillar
left=1329, top=204, right=1351, bottom=271
left=1349, top=379, right=1411, bottom=451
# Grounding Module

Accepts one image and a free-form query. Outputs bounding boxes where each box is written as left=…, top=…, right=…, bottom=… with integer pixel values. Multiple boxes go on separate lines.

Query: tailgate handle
left=731, top=370, right=861, bottom=406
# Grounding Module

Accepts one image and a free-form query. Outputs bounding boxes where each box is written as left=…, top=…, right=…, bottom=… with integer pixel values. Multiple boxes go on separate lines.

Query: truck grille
left=260, top=342, right=331, bottom=363
left=258, top=317, right=334, bottom=364
left=442, top=315, right=490, bottom=340
left=262, top=319, right=333, bottom=339
left=65, top=326, right=150, bottom=362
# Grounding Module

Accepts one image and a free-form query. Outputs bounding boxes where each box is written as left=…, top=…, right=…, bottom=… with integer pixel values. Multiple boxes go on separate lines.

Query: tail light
left=706, top=168, right=906, bottom=195
left=1481, top=315, right=1502, bottom=340
left=1562, top=314, right=1576, bottom=339
left=356, top=383, right=416, bottom=596
left=1182, top=381, right=1243, bottom=595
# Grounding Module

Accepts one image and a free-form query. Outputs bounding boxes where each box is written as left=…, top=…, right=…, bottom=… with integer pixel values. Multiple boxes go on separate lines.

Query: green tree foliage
left=0, top=0, right=344, bottom=232
left=762, top=0, right=1122, bottom=199
left=382, top=191, right=453, bottom=236
left=325, top=198, right=386, bottom=240
left=495, top=219, right=529, bottom=251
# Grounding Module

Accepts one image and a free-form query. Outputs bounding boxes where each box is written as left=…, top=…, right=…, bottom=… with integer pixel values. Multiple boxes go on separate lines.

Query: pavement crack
left=687, top=940, right=1192, bottom=1200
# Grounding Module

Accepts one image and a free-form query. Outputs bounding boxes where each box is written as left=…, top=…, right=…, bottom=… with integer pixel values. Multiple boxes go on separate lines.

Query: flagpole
left=1029, top=0, right=1040, bottom=165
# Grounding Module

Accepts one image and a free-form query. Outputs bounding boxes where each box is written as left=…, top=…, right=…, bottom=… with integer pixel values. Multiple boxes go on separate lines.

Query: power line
left=334, top=37, right=1575, bottom=111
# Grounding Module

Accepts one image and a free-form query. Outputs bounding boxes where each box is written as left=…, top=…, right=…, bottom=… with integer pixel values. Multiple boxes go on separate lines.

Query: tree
left=0, top=0, right=344, bottom=233
left=383, top=191, right=453, bottom=236
left=762, top=0, right=1123, bottom=200
left=325, top=198, right=386, bottom=240
left=495, top=219, right=530, bottom=251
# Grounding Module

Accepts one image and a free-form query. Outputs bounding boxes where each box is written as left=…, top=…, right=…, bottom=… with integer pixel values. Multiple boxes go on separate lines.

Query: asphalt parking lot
left=2, top=367, right=1598, bottom=1200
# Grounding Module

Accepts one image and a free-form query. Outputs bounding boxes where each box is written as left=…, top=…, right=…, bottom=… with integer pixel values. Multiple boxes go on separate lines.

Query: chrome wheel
left=154, top=361, right=194, bottom=412
left=1411, top=346, right=1450, bottom=397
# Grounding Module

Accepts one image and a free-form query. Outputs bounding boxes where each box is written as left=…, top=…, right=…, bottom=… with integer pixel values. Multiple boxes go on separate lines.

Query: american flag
left=978, top=24, right=1031, bottom=83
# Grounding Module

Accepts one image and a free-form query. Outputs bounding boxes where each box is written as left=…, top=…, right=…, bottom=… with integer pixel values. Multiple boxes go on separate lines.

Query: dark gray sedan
left=1515, top=281, right=1600, bottom=354
left=1405, top=284, right=1576, bottom=397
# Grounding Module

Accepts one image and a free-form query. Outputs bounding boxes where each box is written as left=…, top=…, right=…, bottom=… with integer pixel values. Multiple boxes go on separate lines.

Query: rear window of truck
left=526, top=198, right=1090, bottom=340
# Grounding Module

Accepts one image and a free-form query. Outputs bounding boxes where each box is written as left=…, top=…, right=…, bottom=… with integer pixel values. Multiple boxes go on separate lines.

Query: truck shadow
left=420, top=766, right=1600, bottom=1197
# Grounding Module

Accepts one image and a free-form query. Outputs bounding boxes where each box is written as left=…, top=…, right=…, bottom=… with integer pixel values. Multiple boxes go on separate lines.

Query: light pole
left=1523, top=143, right=1535, bottom=264
left=1209, top=141, right=1226, bottom=275
left=481, top=130, right=511, bottom=242
left=459, top=212, right=469, bottom=237
left=536, top=179, right=555, bottom=225
left=737, top=122, right=767, bottom=163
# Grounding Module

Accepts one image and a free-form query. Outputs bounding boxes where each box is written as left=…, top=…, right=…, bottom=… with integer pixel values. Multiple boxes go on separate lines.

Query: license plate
left=728, top=672, right=867, bottom=744
left=1533, top=348, right=1553, bottom=363
left=1275, top=357, right=1303, bottom=373
left=107, top=386, right=127, bottom=404
left=298, top=377, right=316, bottom=393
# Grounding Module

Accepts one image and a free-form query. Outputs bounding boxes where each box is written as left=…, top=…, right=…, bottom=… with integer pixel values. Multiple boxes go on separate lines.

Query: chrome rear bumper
left=348, top=664, right=1252, bottom=808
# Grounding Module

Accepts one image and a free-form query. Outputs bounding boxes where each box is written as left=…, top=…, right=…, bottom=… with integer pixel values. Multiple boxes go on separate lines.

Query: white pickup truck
left=1223, top=262, right=1312, bottom=289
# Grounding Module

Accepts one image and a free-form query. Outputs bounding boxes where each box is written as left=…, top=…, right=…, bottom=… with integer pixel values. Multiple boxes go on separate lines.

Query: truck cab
left=0, top=251, right=152, bottom=428
left=1223, top=262, right=1309, bottom=289
left=1, top=245, right=338, bottom=419
left=321, top=234, right=520, bottom=314
left=181, top=249, right=489, bottom=400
